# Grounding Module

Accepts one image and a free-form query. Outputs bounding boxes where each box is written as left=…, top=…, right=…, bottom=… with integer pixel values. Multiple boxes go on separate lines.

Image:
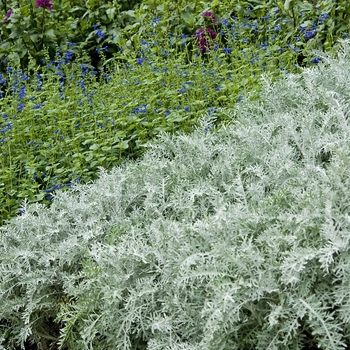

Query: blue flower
left=221, top=18, right=229, bottom=27
left=137, top=57, right=146, bottom=65
left=92, top=23, right=99, bottom=29
left=318, top=13, right=329, bottom=22
left=178, top=84, right=187, bottom=93
left=0, top=74, right=6, bottom=85
left=96, top=29, right=106, bottom=38
left=65, top=51, right=73, bottom=60
left=311, top=57, right=320, bottom=64
left=304, top=29, right=316, bottom=40
left=18, top=208, right=26, bottom=215
left=18, top=103, right=25, bottom=112
left=152, top=17, right=161, bottom=26
left=184, top=106, right=190, bottom=112
left=77, top=80, right=86, bottom=89
left=19, top=86, right=26, bottom=99
left=223, top=47, right=232, bottom=54
left=132, top=104, right=148, bottom=114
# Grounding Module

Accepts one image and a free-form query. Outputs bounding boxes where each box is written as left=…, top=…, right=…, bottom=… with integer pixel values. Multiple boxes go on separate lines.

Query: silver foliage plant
left=2, top=40, right=350, bottom=350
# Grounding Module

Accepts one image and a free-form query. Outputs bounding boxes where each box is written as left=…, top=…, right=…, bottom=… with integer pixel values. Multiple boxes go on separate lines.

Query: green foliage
left=2, top=39, right=350, bottom=349
left=1, top=0, right=350, bottom=74
left=0, top=0, right=141, bottom=71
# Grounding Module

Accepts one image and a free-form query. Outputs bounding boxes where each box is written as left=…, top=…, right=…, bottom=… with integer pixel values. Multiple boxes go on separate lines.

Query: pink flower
left=200, top=11, right=218, bottom=23
left=35, top=0, right=53, bottom=11
left=195, top=27, right=217, bottom=53
left=2, top=9, right=14, bottom=23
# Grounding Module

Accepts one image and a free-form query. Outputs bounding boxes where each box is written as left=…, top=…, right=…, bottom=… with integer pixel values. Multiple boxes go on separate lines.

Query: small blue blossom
left=132, top=104, right=148, bottom=114
left=92, top=23, right=99, bottom=29
left=137, top=57, right=146, bottom=65
left=0, top=74, right=6, bottom=84
left=77, top=80, right=86, bottom=89
left=18, top=103, right=25, bottom=112
left=96, top=29, right=106, bottom=38
left=18, top=208, right=26, bottom=215
left=221, top=18, right=229, bottom=27
left=19, top=86, right=26, bottom=99
left=178, top=84, right=187, bottom=93
left=258, top=42, right=269, bottom=50
left=152, top=17, right=161, bottom=26
left=318, top=13, right=329, bottom=22
left=223, top=47, right=232, bottom=54
left=304, top=29, right=317, bottom=40
left=65, top=51, right=73, bottom=60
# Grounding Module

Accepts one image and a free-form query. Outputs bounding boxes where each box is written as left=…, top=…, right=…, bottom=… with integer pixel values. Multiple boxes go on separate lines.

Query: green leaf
left=30, top=34, right=40, bottom=43
left=44, top=29, right=56, bottom=40
left=181, top=12, right=195, bottom=25
left=284, top=0, right=294, bottom=10
left=106, top=8, right=116, bottom=20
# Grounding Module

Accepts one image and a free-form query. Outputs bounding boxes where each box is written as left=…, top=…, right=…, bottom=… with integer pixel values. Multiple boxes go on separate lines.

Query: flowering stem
left=40, top=7, right=46, bottom=50
left=291, top=5, right=296, bottom=30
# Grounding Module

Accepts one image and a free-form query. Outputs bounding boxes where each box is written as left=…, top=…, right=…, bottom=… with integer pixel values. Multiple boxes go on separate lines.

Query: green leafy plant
left=0, top=0, right=141, bottom=73
left=1, top=38, right=350, bottom=350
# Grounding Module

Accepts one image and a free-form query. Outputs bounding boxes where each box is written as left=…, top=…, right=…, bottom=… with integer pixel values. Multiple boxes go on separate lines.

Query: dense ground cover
left=1, top=0, right=350, bottom=349
left=2, top=0, right=349, bottom=224
left=2, top=38, right=350, bottom=349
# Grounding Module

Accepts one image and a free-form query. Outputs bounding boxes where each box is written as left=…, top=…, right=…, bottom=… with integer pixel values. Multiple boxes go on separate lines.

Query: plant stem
left=40, top=7, right=46, bottom=51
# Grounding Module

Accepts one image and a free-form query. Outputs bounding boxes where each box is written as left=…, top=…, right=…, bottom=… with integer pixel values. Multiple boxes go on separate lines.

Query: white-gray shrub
left=2, top=40, right=350, bottom=349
